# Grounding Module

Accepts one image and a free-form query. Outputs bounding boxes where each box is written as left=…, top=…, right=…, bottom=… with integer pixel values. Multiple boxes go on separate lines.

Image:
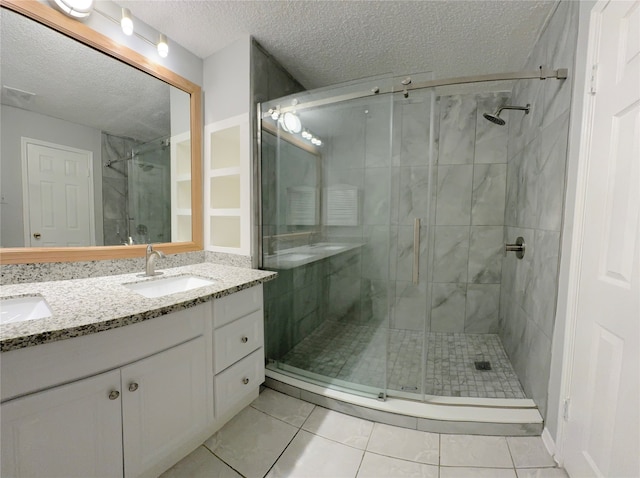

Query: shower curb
left=265, top=372, right=543, bottom=437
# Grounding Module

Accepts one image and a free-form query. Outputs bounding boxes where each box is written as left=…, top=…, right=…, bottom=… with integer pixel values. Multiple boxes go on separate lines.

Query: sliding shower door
left=261, top=77, right=396, bottom=398
left=385, top=84, right=436, bottom=400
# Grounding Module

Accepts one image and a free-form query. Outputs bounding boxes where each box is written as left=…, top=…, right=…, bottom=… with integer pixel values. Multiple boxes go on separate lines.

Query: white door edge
left=553, top=0, right=602, bottom=465
left=20, top=137, right=96, bottom=247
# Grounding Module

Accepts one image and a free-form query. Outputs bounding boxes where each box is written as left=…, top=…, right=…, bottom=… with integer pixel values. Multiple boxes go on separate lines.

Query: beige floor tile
left=440, top=466, right=517, bottom=478
left=507, top=437, right=556, bottom=468
left=357, top=452, right=438, bottom=478
left=159, top=446, right=241, bottom=478
left=366, top=423, right=439, bottom=465
left=252, top=388, right=315, bottom=427
left=302, top=407, right=374, bottom=450
left=441, top=434, right=513, bottom=468
left=266, top=430, right=364, bottom=478
left=516, top=468, right=569, bottom=478
left=206, top=406, right=297, bottom=478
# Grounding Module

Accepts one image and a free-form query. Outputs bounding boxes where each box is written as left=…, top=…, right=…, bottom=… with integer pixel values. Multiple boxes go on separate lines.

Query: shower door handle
left=413, top=218, right=420, bottom=284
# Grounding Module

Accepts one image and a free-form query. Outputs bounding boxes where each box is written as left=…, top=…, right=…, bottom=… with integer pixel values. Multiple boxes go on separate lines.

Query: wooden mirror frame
left=0, top=0, right=203, bottom=264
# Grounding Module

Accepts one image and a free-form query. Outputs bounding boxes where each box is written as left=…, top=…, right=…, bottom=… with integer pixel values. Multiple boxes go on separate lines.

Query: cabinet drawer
left=214, top=348, right=264, bottom=418
left=214, top=310, right=263, bottom=374
left=213, top=285, right=263, bottom=328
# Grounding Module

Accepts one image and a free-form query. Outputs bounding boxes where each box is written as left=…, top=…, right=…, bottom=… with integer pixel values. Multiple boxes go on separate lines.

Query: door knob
left=241, top=336, right=248, bottom=343
left=128, top=382, right=139, bottom=392
left=33, top=233, right=41, bottom=239
left=108, top=390, right=120, bottom=400
left=242, top=377, right=250, bottom=385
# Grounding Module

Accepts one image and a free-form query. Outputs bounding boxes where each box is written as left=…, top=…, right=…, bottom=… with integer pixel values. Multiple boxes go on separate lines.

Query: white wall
left=203, top=36, right=251, bottom=124
left=0, top=106, right=103, bottom=247
left=546, top=0, right=598, bottom=450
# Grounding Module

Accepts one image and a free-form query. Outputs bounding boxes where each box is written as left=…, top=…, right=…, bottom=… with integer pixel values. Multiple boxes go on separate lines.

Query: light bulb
left=311, top=138, right=320, bottom=145
left=157, top=34, right=169, bottom=58
left=53, top=0, right=94, bottom=18
left=278, top=116, right=289, bottom=133
left=302, top=130, right=311, bottom=140
left=121, top=8, right=133, bottom=36
left=283, top=112, right=302, bottom=133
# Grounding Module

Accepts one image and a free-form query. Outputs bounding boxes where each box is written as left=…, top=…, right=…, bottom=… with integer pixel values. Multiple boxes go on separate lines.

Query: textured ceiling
left=116, top=0, right=558, bottom=89
left=1, top=8, right=171, bottom=143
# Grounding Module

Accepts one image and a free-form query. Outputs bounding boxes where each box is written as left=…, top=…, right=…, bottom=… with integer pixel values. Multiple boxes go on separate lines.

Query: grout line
left=364, top=449, right=439, bottom=468
left=204, top=446, right=248, bottom=478
left=260, top=426, right=303, bottom=478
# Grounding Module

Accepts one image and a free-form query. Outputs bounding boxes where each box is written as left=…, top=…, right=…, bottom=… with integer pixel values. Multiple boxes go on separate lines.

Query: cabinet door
left=1, top=370, right=123, bottom=478
left=121, top=336, right=207, bottom=478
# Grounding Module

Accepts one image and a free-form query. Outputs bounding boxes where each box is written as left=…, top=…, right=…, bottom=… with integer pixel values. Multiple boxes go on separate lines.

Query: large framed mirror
left=0, top=0, right=203, bottom=264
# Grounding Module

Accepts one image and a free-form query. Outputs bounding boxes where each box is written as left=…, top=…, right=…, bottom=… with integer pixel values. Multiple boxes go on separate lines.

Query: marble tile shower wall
left=499, top=0, right=579, bottom=420
left=428, top=92, right=510, bottom=334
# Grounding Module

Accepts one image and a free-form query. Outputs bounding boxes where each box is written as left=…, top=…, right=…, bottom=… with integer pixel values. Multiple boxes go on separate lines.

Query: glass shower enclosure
left=127, top=137, right=172, bottom=244
left=260, top=75, right=435, bottom=400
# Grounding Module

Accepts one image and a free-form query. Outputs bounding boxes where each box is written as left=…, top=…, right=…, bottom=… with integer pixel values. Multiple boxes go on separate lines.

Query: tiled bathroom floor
left=161, top=388, right=567, bottom=478
left=277, top=321, right=526, bottom=399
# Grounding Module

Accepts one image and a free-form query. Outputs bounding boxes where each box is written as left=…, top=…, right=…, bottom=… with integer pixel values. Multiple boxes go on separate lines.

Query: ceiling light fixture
left=121, top=8, right=133, bottom=36
left=157, top=34, right=169, bottom=58
left=283, top=112, right=302, bottom=134
left=51, top=0, right=94, bottom=18
left=278, top=116, right=290, bottom=133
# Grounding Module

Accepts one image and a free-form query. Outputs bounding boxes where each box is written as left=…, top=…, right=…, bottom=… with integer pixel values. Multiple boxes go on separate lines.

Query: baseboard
left=541, top=427, right=558, bottom=463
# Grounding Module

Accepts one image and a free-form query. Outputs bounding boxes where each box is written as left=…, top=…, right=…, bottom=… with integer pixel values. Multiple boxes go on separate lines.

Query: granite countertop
left=0, top=263, right=276, bottom=352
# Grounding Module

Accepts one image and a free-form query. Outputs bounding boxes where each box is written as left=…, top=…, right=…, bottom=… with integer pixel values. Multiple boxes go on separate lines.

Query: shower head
left=483, top=103, right=531, bottom=126
left=483, top=113, right=506, bottom=125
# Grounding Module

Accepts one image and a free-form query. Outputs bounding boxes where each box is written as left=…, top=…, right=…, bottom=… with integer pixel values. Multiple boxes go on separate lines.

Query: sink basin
left=124, top=275, right=215, bottom=298
left=1, top=296, right=53, bottom=325
left=276, top=253, right=314, bottom=262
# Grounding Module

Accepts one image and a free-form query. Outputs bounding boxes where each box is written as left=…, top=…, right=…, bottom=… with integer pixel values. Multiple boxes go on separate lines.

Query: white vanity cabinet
left=1, top=304, right=212, bottom=478
left=0, top=284, right=267, bottom=478
left=212, top=285, right=265, bottom=422
left=1, top=369, right=123, bottom=477
left=121, top=336, right=207, bottom=478
left=1, top=336, right=207, bottom=478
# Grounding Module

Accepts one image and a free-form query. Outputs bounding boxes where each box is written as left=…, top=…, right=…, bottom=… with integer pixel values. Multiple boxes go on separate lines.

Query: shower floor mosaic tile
left=278, top=321, right=526, bottom=399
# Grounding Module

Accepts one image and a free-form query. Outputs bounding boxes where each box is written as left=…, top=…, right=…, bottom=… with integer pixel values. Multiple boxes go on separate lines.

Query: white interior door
left=563, top=1, right=640, bottom=477
left=22, top=139, right=94, bottom=247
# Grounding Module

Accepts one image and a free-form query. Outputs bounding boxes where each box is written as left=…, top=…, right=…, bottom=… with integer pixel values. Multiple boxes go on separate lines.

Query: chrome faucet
left=145, top=244, right=165, bottom=276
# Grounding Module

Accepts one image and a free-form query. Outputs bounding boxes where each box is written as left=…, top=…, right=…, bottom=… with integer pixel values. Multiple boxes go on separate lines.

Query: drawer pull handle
left=108, top=390, right=120, bottom=400
left=242, top=377, right=250, bottom=385
left=128, top=382, right=139, bottom=392
left=241, top=336, right=249, bottom=343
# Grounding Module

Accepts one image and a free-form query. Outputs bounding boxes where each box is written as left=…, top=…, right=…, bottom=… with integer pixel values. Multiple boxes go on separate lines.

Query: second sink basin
left=1, top=296, right=53, bottom=325
left=124, top=275, right=215, bottom=298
